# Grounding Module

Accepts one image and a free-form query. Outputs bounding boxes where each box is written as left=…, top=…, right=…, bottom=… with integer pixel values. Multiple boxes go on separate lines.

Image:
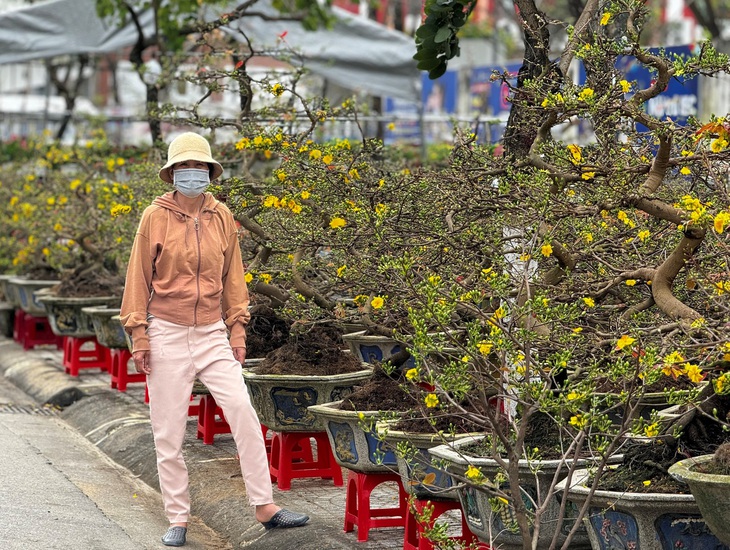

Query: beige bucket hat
left=158, top=132, right=223, bottom=183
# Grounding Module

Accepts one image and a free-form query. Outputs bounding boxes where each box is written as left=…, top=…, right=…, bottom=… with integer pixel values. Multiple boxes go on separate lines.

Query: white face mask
left=173, top=168, right=210, bottom=198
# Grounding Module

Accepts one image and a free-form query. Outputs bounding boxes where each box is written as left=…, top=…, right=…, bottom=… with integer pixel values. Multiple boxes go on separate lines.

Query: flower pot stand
left=268, top=430, right=343, bottom=490
left=196, top=394, right=233, bottom=445
left=343, top=469, right=408, bottom=542
left=63, top=335, right=108, bottom=376
left=13, top=309, right=62, bottom=350
left=403, top=497, right=480, bottom=550
left=109, top=348, right=146, bottom=392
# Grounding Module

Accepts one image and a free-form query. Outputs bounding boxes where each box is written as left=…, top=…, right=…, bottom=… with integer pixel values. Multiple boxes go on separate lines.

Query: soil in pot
left=250, top=323, right=363, bottom=376
left=596, top=392, right=730, bottom=493
left=245, top=304, right=291, bottom=359
left=54, top=263, right=124, bottom=297
left=339, top=364, right=489, bottom=433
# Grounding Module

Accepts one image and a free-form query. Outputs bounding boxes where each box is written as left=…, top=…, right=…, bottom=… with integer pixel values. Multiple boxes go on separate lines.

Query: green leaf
left=417, top=56, right=444, bottom=71
left=434, top=26, right=452, bottom=44
left=429, top=62, right=448, bottom=79
left=415, top=24, right=437, bottom=40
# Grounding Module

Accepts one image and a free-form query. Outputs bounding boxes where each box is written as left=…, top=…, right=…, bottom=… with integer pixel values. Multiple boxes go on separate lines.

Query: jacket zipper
left=193, top=216, right=201, bottom=326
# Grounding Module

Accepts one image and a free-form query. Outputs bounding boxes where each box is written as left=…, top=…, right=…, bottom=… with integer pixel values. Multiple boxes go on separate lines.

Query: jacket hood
left=152, top=191, right=220, bottom=217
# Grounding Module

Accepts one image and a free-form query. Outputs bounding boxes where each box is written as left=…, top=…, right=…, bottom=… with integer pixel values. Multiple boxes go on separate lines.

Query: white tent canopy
left=0, top=0, right=420, bottom=101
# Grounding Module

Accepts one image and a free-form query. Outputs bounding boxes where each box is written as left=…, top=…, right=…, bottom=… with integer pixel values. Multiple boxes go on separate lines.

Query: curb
left=0, top=337, right=380, bottom=549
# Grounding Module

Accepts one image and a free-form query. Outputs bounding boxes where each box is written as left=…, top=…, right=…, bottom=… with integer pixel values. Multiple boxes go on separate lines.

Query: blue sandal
left=161, top=526, right=187, bottom=547
left=261, top=509, right=310, bottom=529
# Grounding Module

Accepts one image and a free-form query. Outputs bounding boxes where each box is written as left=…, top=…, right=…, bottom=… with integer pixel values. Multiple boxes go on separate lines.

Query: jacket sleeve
left=221, top=219, right=250, bottom=348
left=120, top=213, right=154, bottom=353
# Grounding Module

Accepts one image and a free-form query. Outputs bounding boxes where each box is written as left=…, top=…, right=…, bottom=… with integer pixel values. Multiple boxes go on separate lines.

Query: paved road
left=0, top=375, right=231, bottom=550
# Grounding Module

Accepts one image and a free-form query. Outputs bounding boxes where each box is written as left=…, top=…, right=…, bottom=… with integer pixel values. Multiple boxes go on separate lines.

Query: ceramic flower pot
left=36, top=292, right=121, bottom=337
left=429, top=435, right=598, bottom=550
left=308, top=400, right=398, bottom=473
left=242, top=367, right=373, bottom=433
left=380, top=425, right=473, bottom=500
left=558, top=467, right=729, bottom=550
left=0, top=274, right=23, bottom=307
left=81, top=306, right=126, bottom=349
left=10, top=277, right=60, bottom=316
left=342, top=330, right=414, bottom=367
left=669, top=455, right=730, bottom=547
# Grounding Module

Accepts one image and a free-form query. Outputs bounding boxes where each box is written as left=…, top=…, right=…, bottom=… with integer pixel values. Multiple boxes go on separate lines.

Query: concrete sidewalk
left=0, top=337, right=407, bottom=549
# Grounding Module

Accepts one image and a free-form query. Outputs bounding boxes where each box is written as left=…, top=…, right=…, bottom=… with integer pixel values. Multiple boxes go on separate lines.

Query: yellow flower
left=600, top=12, right=611, bottom=25
left=578, top=88, right=594, bottom=101
left=643, top=480, right=651, bottom=487
left=244, top=273, right=253, bottom=284
left=336, top=265, right=346, bottom=277
left=387, top=122, right=396, bottom=131
left=680, top=166, right=691, bottom=175
left=300, top=190, right=311, bottom=200
left=329, top=217, right=347, bottom=229
left=69, top=179, right=81, bottom=191
left=567, top=391, right=581, bottom=401
left=405, top=368, right=419, bottom=381
left=53, top=222, right=63, bottom=232
left=541, top=97, right=550, bottom=108
left=625, top=279, right=637, bottom=286
left=710, top=138, right=728, bottom=152
left=638, top=230, right=650, bottom=241
left=583, top=297, right=595, bottom=308
left=569, top=415, right=587, bottom=429
left=263, top=195, right=280, bottom=208
left=323, top=154, right=333, bottom=164
left=465, top=465, right=482, bottom=481
left=42, top=247, right=50, bottom=256
left=478, top=341, right=493, bottom=355
left=583, top=232, right=593, bottom=243
left=684, top=364, right=704, bottom=383
left=259, top=273, right=272, bottom=284
left=309, top=149, right=322, bottom=159
left=270, top=83, right=284, bottom=96
left=619, top=80, right=631, bottom=93
left=370, top=296, right=385, bottom=309
left=424, top=393, right=439, bottom=408
left=541, top=243, right=553, bottom=257
left=572, top=327, right=583, bottom=334
left=615, top=335, right=636, bottom=351
left=644, top=423, right=659, bottom=438
left=581, top=172, right=595, bottom=180
left=714, top=212, right=730, bottom=234
left=567, top=144, right=582, bottom=164
left=289, top=202, right=302, bottom=214
left=375, top=203, right=387, bottom=216
left=276, top=170, right=287, bottom=181
left=493, top=306, right=506, bottom=319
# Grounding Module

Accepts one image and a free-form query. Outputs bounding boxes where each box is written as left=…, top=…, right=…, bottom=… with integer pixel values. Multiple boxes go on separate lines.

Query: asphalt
left=0, top=336, right=408, bottom=550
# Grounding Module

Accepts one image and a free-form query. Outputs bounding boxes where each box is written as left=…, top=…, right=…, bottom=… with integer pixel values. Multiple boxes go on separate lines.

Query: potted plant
left=669, top=437, right=730, bottom=546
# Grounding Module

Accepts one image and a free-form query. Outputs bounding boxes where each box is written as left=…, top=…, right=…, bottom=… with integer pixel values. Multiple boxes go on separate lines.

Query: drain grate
left=0, top=403, right=59, bottom=416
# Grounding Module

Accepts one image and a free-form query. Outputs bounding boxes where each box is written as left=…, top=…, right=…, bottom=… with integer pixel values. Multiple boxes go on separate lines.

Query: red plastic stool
left=269, top=431, right=343, bottom=490
left=14, top=311, right=61, bottom=350
left=403, top=498, right=479, bottom=550
left=109, top=348, right=146, bottom=392
left=196, top=394, right=232, bottom=444
left=63, top=336, right=108, bottom=376
left=344, top=469, right=408, bottom=542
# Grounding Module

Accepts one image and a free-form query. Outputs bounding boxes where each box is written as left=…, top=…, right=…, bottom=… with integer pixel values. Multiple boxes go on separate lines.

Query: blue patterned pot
left=558, top=468, right=729, bottom=550
left=242, top=367, right=373, bottom=432
left=11, top=278, right=60, bottom=316
left=82, top=306, right=126, bottom=349
left=341, top=330, right=415, bottom=368
left=0, top=274, right=22, bottom=307
left=430, top=436, right=601, bottom=549
left=308, top=400, right=398, bottom=473
left=36, top=292, right=120, bottom=337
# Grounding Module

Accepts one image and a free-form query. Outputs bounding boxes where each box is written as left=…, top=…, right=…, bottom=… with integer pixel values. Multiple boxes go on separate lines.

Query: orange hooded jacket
left=120, top=191, right=250, bottom=353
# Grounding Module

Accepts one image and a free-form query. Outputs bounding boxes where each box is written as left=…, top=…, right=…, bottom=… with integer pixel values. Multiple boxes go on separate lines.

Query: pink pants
left=146, top=316, right=273, bottom=523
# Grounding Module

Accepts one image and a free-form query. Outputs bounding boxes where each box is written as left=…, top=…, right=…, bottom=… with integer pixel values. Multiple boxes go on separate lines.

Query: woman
left=121, top=132, right=309, bottom=547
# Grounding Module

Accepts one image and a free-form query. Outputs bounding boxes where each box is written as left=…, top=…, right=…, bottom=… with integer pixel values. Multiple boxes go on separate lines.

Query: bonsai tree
left=217, top=1, right=730, bottom=549
left=1, top=127, right=166, bottom=296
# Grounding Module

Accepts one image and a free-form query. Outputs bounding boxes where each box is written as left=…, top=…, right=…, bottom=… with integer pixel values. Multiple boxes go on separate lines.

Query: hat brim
left=159, top=152, right=223, bottom=183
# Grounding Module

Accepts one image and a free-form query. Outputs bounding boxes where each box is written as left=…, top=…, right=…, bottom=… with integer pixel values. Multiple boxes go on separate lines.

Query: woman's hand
left=133, top=350, right=151, bottom=375
left=233, top=347, right=247, bottom=365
